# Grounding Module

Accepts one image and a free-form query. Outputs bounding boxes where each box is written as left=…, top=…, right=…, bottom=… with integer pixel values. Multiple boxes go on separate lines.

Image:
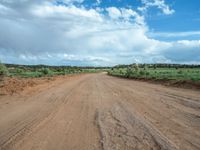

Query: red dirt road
left=0, top=73, right=200, bottom=150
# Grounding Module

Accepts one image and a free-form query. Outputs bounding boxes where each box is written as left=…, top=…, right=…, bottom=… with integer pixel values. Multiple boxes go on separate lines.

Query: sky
left=0, top=0, right=200, bottom=66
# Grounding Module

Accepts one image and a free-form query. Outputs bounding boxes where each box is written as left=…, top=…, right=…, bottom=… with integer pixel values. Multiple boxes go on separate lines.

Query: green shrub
left=0, top=62, right=9, bottom=77
left=16, top=68, right=23, bottom=74
left=40, top=68, right=52, bottom=75
left=125, top=67, right=133, bottom=78
left=139, top=70, right=145, bottom=76
left=178, top=70, right=183, bottom=74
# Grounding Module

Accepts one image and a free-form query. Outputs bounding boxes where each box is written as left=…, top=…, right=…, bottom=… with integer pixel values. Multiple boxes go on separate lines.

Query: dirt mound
left=0, top=74, right=87, bottom=95
left=0, top=77, right=53, bottom=95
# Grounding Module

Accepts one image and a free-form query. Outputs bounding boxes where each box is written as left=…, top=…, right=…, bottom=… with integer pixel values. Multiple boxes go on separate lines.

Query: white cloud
left=0, top=0, right=199, bottom=65
left=121, top=8, right=145, bottom=26
left=32, top=4, right=103, bottom=22
left=61, top=0, right=85, bottom=4
left=60, top=0, right=84, bottom=3
left=106, top=7, right=122, bottom=19
left=63, top=54, right=110, bottom=62
left=176, top=40, right=200, bottom=47
left=106, top=7, right=146, bottom=26
left=139, top=0, right=175, bottom=15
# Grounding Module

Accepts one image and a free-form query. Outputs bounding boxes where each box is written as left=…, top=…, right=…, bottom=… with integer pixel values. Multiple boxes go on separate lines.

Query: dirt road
left=0, top=73, right=200, bottom=150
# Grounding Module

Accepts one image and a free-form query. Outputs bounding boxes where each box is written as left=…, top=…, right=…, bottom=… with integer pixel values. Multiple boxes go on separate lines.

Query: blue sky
left=0, top=0, right=200, bottom=66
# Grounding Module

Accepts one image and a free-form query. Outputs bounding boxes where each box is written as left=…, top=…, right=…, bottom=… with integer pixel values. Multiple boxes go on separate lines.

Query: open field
left=0, top=73, right=199, bottom=150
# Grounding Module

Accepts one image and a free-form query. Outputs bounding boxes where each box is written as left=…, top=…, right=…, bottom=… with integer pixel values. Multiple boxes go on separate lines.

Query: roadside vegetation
left=108, top=64, right=200, bottom=82
left=1, top=63, right=109, bottom=78
left=1, top=62, right=200, bottom=84
left=0, top=62, right=9, bottom=80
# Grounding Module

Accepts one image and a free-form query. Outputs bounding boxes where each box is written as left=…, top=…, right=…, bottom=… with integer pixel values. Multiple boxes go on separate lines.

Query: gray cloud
left=163, top=41, right=200, bottom=62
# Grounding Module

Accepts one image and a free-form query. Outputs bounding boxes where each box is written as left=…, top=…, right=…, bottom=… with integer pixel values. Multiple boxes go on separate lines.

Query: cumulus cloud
left=0, top=0, right=199, bottom=66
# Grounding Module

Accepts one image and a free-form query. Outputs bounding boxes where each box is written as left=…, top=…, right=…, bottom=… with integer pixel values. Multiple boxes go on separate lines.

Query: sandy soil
left=0, top=73, right=199, bottom=150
